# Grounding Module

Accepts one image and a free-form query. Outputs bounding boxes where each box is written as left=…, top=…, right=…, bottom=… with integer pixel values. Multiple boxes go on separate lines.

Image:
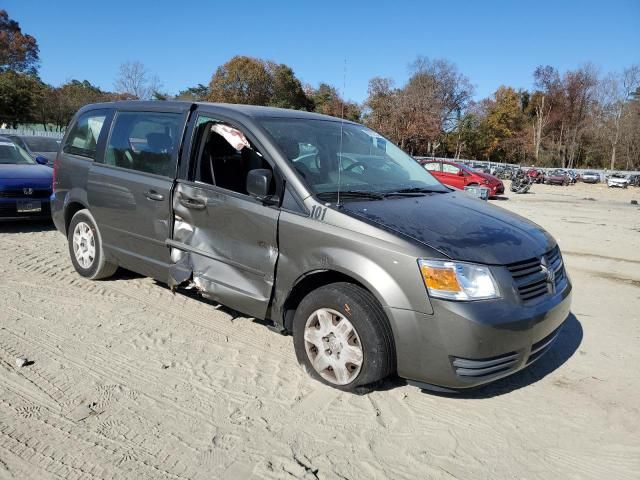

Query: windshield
left=22, top=136, right=61, bottom=152
left=0, top=142, right=36, bottom=165
left=259, top=118, right=447, bottom=198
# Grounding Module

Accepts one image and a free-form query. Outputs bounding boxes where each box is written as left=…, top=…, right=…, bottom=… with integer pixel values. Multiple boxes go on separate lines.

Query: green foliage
left=176, top=84, right=210, bottom=101
left=206, top=55, right=358, bottom=119
left=207, top=56, right=273, bottom=105
left=31, top=79, right=125, bottom=130
left=268, top=63, right=313, bottom=110
left=480, top=86, right=527, bottom=160
left=0, top=70, right=43, bottom=127
left=307, top=82, right=360, bottom=121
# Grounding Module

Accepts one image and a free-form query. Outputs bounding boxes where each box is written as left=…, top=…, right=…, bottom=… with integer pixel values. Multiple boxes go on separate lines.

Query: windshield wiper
left=316, top=190, right=385, bottom=201
left=382, top=187, right=447, bottom=196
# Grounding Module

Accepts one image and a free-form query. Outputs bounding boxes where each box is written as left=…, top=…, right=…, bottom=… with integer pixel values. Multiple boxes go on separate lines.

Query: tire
left=292, top=282, right=395, bottom=392
left=67, top=209, right=118, bottom=280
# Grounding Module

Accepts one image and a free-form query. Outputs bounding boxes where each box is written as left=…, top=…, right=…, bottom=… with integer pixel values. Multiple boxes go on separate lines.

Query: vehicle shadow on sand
left=0, top=219, right=55, bottom=234
left=418, top=313, right=583, bottom=399
left=100, top=266, right=584, bottom=399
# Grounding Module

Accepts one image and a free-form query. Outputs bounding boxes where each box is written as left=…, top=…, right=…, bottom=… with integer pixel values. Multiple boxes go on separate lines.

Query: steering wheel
left=294, top=162, right=314, bottom=182
left=341, top=161, right=367, bottom=173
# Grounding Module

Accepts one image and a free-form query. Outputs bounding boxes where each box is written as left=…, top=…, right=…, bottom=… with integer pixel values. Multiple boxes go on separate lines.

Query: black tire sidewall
left=292, top=283, right=393, bottom=391
left=67, top=210, right=104, bottom=279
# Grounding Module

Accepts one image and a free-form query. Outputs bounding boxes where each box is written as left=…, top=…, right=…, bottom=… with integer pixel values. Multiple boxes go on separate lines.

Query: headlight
left=418, top=259, right=499, bottom=301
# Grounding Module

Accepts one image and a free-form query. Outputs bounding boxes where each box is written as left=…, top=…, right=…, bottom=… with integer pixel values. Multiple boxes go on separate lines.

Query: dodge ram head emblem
left=23, top=188, right=33, bottom=195
left=540, top=256, right=556, bottom=294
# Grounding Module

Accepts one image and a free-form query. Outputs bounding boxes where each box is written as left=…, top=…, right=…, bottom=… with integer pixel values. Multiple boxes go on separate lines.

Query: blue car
left=0, top=136, right=53, bottom=220
left=5, top=134, right=61, bottom=166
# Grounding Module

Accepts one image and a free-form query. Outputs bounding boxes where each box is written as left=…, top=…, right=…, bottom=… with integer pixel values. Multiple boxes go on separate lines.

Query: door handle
left=145, top=190, right=165, bottom=201
left=179, top=194, right=206, bottom=210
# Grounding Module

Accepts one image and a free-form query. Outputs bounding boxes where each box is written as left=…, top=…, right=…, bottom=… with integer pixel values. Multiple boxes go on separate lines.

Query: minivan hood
left=0, top=164, right=53, bottom=180
left=340, top=192, right=555, bottom=265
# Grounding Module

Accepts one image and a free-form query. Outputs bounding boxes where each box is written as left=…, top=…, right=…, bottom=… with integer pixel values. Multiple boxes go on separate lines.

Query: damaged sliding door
left=168, top=181, right=280, bottom=319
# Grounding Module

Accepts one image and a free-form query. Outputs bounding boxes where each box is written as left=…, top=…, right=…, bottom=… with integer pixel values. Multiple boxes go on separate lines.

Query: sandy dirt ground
left=0, top=182, right=639, bottom=480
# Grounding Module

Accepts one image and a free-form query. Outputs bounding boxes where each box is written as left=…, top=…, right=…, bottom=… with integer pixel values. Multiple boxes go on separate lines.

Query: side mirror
left=35, top=156, right=49, bottom=165
left=246, top=169, right=272, bottom=200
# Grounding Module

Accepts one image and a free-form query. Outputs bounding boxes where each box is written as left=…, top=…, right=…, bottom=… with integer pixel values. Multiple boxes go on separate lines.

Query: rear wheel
left=293, top=283, right=395, bottom=391
left=67, top=209, right=117, bottom=280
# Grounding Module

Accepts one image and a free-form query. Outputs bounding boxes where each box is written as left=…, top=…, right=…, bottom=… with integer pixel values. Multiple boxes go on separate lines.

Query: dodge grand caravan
left=51, top=101, right=572, bottom=392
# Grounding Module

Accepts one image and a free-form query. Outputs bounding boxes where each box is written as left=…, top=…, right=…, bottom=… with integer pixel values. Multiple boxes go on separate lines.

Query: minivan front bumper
left=385, top=280, right=572, bottom=390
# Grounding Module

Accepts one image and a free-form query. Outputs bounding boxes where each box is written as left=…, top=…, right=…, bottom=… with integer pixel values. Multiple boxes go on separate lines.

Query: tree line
left=1, top=9, right=638, bottom=170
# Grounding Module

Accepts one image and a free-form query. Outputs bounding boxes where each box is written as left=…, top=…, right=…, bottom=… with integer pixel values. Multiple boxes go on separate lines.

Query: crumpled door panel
left=168, top=182, right=279, bottom=319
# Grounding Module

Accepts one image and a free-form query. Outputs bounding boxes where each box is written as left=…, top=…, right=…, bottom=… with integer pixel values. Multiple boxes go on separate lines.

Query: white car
left=607, top=174, right=630, bottom=188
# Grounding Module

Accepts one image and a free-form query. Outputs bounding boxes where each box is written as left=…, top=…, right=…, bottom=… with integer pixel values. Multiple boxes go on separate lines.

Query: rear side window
left=105, top=111, right=182, bottom=177
left=442, top=163, right=460, bottom=174
left=423, top=162, right=441, bottom=172
left=63, top=110, right=108, bottom=159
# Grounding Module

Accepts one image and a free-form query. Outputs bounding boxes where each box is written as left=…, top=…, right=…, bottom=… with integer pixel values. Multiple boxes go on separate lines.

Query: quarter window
left=63, top=110, right=108, bottom=159
left=424, top=162, right=441, bottom=172
left=105, top=111, right=182, bottom=177
left=442, top=163, right=460, bottom=175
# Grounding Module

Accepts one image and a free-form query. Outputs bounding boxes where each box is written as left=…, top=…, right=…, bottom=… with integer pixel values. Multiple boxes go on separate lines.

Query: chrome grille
left=0, top=188, right=52, bottom=199
left=507, top=246, right=565, bottom=302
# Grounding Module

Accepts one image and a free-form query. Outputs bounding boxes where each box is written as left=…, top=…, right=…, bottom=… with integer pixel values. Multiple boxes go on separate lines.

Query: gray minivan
left=51, top=101, right=572, bottom=392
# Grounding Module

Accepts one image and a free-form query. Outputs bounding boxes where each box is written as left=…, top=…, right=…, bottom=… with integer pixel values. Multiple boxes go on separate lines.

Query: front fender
left=271, top=211, right=434, bottom=325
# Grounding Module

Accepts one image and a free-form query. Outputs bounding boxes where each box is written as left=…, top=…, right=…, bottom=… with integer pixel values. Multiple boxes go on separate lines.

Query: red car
left=526, top=168, right=546, bottom=183
left=421, top=160, right=505, bottom=197
left=546, top=169, right=571, bottom=186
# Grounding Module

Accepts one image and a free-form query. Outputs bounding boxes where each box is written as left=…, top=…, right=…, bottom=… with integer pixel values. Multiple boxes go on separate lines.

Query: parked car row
left=423, top=159, right=640, bottom=190
left=489, top=165, right=639, bottom=189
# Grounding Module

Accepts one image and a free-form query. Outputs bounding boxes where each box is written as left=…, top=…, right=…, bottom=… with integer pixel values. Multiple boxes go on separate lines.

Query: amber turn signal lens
left=420, top=264, right=461, bottom=292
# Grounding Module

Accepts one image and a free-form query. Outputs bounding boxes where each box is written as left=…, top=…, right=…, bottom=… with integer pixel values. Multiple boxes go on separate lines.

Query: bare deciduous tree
left=364, top=57, right=473, bottom=155
left=600, top=65, right=640, bottom=169
left=114, top=61, right=161, bottom=100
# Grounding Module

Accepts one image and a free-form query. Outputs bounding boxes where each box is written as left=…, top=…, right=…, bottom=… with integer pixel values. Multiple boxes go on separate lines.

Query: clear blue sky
left=6, top=0, right=640, bottom=102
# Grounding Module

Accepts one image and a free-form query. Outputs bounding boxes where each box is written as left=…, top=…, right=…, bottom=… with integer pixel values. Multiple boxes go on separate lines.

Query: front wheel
left=67, top=209, right=118, bottom=280
left=293, top=283, right=395, bottom=391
